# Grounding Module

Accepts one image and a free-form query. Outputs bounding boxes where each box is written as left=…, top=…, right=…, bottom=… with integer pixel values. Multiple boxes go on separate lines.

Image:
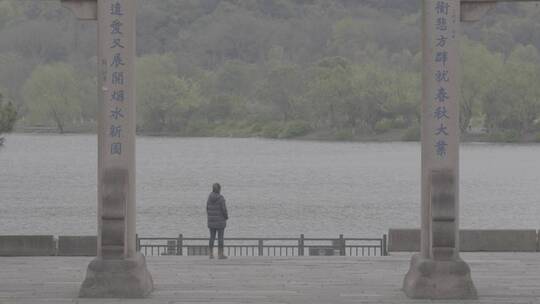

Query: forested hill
left=1, top=0, right=540, bottom=142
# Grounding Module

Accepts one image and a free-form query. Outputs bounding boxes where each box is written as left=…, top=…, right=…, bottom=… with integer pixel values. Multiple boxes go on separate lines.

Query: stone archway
left=61, top=0, right=539, bottom=299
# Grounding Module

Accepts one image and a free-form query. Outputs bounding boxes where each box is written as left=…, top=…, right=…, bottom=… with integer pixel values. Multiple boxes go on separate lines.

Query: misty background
left=0, top=1, right=539, bottom=142
left=1, top=1, right=540, bottom=237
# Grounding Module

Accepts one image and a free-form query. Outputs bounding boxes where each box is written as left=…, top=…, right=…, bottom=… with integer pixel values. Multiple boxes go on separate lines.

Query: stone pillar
left=403, top=0, right=476, bottom=299
left=75, top=0, right=153, bottom=298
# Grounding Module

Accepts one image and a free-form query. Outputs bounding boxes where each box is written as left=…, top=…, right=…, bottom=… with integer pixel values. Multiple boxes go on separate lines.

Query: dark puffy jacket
left=207, top=192, right=228, bottom=229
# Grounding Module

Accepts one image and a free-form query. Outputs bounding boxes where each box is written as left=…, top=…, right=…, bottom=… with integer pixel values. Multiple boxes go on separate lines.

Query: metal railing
left=137, top=234, right=388, bottom=257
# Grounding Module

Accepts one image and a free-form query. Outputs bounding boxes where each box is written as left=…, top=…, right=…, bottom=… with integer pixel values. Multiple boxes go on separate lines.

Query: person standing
left=206, top=183, right=228, bottom=259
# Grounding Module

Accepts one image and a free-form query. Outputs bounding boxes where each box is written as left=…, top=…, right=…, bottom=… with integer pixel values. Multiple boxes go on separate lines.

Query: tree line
left=1, top=0, right=540, bottom=142
left=0, top=92, right=16, bottom=137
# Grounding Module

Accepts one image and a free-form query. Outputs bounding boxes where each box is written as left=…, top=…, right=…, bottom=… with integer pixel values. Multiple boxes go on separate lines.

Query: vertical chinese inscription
left=108, top=0, right=126, bottom=157
left=432, top=0, right=456, bottom=158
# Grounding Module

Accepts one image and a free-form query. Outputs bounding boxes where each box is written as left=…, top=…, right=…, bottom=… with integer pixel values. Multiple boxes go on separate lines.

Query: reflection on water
left=1, top=134, right=539, bottom=237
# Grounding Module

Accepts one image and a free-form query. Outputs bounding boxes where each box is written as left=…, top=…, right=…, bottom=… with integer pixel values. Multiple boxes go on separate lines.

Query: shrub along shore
left=13, top=125, right=540, bottom=144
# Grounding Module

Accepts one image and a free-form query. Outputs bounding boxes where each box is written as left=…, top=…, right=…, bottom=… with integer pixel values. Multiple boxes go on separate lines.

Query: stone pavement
left=0, top=253, right=539, bottom=304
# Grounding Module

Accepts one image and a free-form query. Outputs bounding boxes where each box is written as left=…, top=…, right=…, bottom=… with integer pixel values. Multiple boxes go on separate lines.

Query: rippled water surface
left=1, top=134, right=539, bottom=238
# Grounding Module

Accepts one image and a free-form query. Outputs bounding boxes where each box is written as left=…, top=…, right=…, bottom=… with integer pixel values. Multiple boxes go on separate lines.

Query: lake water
left=0, top=134, right=539, bottom=238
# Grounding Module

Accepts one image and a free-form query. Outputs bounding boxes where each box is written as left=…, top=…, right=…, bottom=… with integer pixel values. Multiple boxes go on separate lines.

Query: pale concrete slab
left=0, top=253, right=540, bottom=303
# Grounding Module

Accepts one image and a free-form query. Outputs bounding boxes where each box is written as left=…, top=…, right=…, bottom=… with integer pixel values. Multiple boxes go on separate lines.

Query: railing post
left=258, top=239, right=263, bottom=256
left=136, top=234, right=139, bottom=251
left=299, top=234, right=305, bottom=256
left=382, top=234, right=388, bottom=256
left=177, top=234, right=183, bottom=256
left=339, top=234, right=345, bottom=256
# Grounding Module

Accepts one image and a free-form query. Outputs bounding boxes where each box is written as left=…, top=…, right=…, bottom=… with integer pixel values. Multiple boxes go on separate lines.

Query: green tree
left=22, top=63, right=81, bottom=133
left=0, top=53, right=33, bottom=113
left=201, top=94, right=233, bottom=124
left=483, top=45, right=540, bottom=134
left=0, top=0, right=539, bottom=142
left=386, top=70, right=421, bottom=127
left=181, top=2, right=275, bottom=67
left=136, top=54, right=202, bottom=133
left=77, top=73, right=97, bottom=123
left=258, top=63, right=304, bottom=122
left=352, top=64, right=401, bottom=133
left=306, top=57, right=353, bottom=129
left=0, top=0, right=17, bottom=30
left=212, top=60, right=259, bottom=99
left=0, top=91, right=17, bottom=134
left=460, top=39, right=503, bottom=134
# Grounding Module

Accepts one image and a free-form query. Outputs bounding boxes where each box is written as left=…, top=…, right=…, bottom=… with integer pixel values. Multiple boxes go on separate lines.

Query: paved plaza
left=1, top=253, right=540, bottom=303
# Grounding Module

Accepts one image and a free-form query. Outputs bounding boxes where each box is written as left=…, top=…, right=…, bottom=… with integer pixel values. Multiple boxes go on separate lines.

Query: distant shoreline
left=8, top=129, right=540, bottom=144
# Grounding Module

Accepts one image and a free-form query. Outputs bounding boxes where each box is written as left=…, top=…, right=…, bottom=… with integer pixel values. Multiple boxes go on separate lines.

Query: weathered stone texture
left=403, top=254, right=477, bottom=299
left=389, top=229, right=538, bottom=252
left=79, top=253, right=153, bottom=298
left=57, top=236, right=97, bottom=256
left=0, top=235, right=55, bottom=256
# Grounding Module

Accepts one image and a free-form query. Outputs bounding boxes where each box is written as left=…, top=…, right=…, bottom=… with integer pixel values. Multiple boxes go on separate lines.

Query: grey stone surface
left=418, top=0, right=461, bottom=260
left=1, top=253, right=540, bottom=303
left=461, top=229, right=538, bottom=252
left=403, top=253, right=477, bottom=299
left=0, top=235, right=55, bottom=256
left=79, top=252, right=153, bottom=298
left=432, top=221, right=455, bottom=247
left=389, top=229, right=538, bottom=252
left=388, top=229, right=420, bottom=252
left=57, top=236, right=97, bottom=256
left=95, top=0, right=137, bottom=258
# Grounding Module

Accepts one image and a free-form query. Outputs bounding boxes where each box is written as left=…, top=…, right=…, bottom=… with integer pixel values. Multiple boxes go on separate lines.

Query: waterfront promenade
left=1, top=253, right=539, bottom=304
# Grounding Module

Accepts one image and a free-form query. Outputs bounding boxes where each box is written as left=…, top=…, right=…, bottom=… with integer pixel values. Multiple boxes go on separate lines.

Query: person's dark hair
left=212, top=183, right=221, bottom=194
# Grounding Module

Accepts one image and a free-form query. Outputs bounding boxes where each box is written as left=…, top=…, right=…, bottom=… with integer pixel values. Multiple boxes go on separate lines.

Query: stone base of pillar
left=403, top=253, right=477, bottom=299
left=79, top=252, right=153, bottom=298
